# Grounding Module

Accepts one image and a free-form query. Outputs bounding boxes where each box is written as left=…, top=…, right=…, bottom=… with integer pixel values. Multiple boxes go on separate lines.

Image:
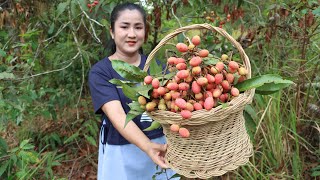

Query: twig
left=170, top=2, right=191, bottom=45
left=254, top=97, right=273, bottom=137
left=71, top=31, right=85, bottom=120
left=68, top=158, right=78, bottom=180
left=287, top=133, right=315, bottom=155
left=76, top=0, right=104, bottom=27
left=244, top=0, right=262, bottom=20
left=81, top=18, right=101, bottom=43
left=11, top=52, right=80, bottom=80
left=43, top=22, right=71, bottom=44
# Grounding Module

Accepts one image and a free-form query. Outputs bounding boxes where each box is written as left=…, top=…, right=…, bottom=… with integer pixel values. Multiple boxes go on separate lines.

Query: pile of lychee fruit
left=138, top=35, right=248, bottom=138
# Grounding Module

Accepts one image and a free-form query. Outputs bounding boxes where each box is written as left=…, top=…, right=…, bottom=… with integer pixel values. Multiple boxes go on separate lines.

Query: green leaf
left=19, top=139, right=30, bottom=149
left=163, top=72, right=176, bottom=80
left=122, top=84, right=138, bottom=100
left=64, top=132, right=79, bottom=144
left=109, top=79, right=136, bottom=86
left=133, top=85, right=152, bottom=98
left=84, top=135, right=97, bottom=147
left=128, top=101, right=145, bottom=112
left=111, top=60, right=148, bottom=82
left=18, top=151, right=39, bottom=163
left=169, top=173, right=181, bottom=179
left=202, top=57, right=220, bottom=66
left=311, top=171, right=320, bottom=177
left=257, top=82, right=292, bottom=92
left=0, top=72, right=15, bottom=80
left=0, top=161, right=10, bottom=177
left=143, top=121, right=161, bottom=131
left=124, top=110, right=143, bottom=127
left=57, top=2, right=69, bottom=18
left=312, top=7, right=320, bottom=16
left=22, top=144, right=35, bottom=150
left=0, top=137, right=8, bottom=154
left=48, top=23, right=55, bottom=35
left=70, top=0, right=78, bottom=18
left=0, top=49, right=6, bottom=57
left=244, top=105, right=258, bottom=121
left=235, top=74, right=294, bottom=92
left=149, top=59, right=163, bottom=76
left=177, top=33, right=184, bottom=43
left=52, top=161, right=62, bottom=166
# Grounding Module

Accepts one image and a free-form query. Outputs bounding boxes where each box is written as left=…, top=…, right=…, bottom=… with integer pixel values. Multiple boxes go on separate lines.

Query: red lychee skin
left=175, top=58, right=186, bottom=64
left=195, top=93, right=203, bottom=100
left=219, top=93, right=229, bottom=102
left=167, top=82, right=179, bottom=91
left=176, top=70, right=189, bottom=79
left=167, top=57, right=177, bottom=65
left=180, top=110, right=192, bottom=119
left=196, top=77, right=208, bottom=86
left=171, top=91, right=181, bottom=99
left=210, top=66, right=219, bottom=74
left=214, top=74, right=224, bottom=84
left=189, top=56, right=202, bottom=67
left=185, top=102, right=194, bottom=112
left=175, top=98, right=187, bottom=109
left=170, top=124, right=180, bottom=132
left=191, top=35, right=201, bottom=46
left=221, top=80, right=231, bottom=90
left=215, top=62, right=225, bottom=72
left=204, top=91, right=213, bottom=98
left=212, top=88, right=222, bottom=98
left=185, top=75, right=193, bottom=83
left=228, top=61, right=239, bottom=70
left=144, top=76, right=153, bottom=84
left=206, top=83, right=215, bottom=90
left=206, top=74, right=215, bottom=83
left=225, top=73, right=235, bottom=83
left=176, top=43, right=188, bottom=52
left=204, top=97, right=214, bottom=110
left=199, top=49, right=209, bottom=57
left=157, top=87, right=166, bottom=96
left=176, top=63, right=187, bottom=70
left=237, top=75, right=246, bottom=83
left=192, top=81, right=201, bottom=94
left=231, top=87, right=240, bottom=97
left=193, top=103, right=203, bottom=110
left=152, top=78, right=160, bottom=89
left=192, top=66, right=201, bottom=75
left=179, top=82, right=190, bottom=91
left=179, top=127, right=190, bottom=138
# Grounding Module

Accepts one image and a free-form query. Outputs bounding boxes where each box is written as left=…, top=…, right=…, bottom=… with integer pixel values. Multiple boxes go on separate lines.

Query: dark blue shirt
left=88, top=54, right=164, bottom=145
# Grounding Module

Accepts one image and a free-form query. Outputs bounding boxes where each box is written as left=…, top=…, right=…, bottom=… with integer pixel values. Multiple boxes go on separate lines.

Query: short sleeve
left=88, top=64, right=120, bottom=114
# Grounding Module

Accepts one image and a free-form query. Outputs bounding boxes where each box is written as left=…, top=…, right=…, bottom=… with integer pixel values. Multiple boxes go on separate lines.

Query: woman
left=88, top=2, right=178, bottom=180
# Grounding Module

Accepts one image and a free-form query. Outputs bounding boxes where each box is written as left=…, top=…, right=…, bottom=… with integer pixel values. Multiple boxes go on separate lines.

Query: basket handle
left=143, top=23, right=252, bottom=79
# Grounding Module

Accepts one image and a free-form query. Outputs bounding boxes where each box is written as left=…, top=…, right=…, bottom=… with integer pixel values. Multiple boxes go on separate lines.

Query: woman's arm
left=101, top=100, right=169, bottom=169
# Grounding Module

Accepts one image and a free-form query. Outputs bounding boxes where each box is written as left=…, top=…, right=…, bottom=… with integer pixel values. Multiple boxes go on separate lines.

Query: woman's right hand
left=145, top=142, right=169, bottom=169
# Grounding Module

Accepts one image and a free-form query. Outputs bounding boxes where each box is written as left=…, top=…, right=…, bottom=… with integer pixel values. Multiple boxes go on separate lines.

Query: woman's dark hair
left=107, top=2, right=146, bottom=55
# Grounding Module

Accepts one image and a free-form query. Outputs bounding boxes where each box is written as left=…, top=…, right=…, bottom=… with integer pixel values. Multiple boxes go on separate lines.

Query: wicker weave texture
left=162, top=111, right=253, bottom=178
left=144, top=23, right=255, bottom=179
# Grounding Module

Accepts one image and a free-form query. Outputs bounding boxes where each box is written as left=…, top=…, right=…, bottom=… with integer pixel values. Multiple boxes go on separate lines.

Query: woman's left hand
left=145, top=142, right=169, bottom=169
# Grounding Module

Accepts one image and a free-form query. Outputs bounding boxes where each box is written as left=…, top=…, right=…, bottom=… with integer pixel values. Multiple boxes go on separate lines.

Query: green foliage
left=235, top=74, right=294, bottom=94
left=0, top=0, right=319, bottom=178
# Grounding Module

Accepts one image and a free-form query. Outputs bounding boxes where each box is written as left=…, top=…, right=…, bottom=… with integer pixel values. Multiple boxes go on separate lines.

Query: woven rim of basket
left=144, top=23, right=255, bottom=125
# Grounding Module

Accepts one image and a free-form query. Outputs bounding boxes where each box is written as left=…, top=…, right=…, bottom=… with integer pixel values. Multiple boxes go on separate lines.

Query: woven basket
left=143, top=23, right=255, bottom=179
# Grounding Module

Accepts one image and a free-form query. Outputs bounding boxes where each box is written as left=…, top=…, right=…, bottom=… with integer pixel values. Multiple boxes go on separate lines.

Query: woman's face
left=111, top=9, right=145, bottom=56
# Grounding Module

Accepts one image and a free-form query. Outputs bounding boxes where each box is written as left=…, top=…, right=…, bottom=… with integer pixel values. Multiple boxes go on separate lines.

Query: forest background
left=0, top=0, right=319, bottom=179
